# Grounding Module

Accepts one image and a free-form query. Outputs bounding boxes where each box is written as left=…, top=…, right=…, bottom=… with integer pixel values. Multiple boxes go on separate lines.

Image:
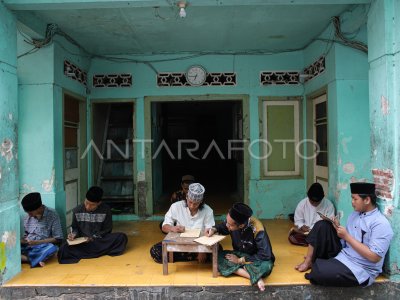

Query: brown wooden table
left=162, top=232, right=219, bottom=277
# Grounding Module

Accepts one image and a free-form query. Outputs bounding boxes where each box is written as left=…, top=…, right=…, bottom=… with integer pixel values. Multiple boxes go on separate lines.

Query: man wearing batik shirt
left=21, top=192, right=63, bottom=267
left=296, top=182, right=393, bottom=287
left=206, top=203, right=275, bottom=292
left=58, top=186, right=128, bottom=264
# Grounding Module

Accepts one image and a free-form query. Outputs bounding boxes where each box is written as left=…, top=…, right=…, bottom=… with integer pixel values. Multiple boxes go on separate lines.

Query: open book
left=67, top=237, right=89, bottom=246
left=317, top=212, right=338, bottom=228
left=194, top=235, right=226, bottom=246
left=180, top=228, right=201, bottom=238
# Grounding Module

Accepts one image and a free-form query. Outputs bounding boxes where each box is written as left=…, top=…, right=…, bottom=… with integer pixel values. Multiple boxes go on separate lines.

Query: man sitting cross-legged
left=206, top=203, right=275, bottom=292
left=295, top=182, right=393, bottom=287
left=58, top=186, right=128, bottom=264
left=21, top=192, right=63, bottom=267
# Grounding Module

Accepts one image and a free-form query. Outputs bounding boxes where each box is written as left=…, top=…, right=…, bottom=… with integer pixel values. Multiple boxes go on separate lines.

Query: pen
left=70, top=227, right=73, bottom=235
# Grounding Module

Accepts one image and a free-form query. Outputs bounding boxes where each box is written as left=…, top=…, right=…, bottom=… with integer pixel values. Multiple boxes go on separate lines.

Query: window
left=262, top=100, right=300, bottom=176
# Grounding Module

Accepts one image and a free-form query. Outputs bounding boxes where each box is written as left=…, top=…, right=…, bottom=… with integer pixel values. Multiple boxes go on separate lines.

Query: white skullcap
left=187, top=183, right=205, bottom=202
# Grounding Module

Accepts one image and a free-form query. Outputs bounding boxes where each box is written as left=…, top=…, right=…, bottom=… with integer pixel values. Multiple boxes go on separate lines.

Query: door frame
left=144, top=95, right=250, bottom=216
left=62, top=90, right=88, bottom=227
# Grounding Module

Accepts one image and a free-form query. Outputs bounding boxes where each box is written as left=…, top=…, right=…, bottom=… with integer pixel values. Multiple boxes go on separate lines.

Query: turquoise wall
left=303, top=6, right=370, bottom=225
left=18, top=30, right=89, bottom=231
left=368, top=0, right=400, bottom=280
left=0, top=2, right=20, bottom=283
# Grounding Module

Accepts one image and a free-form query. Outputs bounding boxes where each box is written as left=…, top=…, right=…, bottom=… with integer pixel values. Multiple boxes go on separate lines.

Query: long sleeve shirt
left=215, top=216, right=275, bottom=263
left=71, top=202, right=113, bottom=239
left=294, top=197, right=335, bottom=229
left=335, top=208, right=393, bottom=286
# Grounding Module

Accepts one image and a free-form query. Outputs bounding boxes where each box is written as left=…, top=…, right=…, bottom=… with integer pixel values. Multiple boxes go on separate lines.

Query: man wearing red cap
left=295, top=182, right=393, bottom=287
left=207, top=203, right=275, bottom=291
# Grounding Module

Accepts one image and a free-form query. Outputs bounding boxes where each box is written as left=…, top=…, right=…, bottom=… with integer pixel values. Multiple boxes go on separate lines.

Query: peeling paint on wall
left=41, top=169, right=55, bottom=192
left=0, top=139, right=14, bottom=162
left=0, top=166, right=2, bottom=180
left=8, top=113, right=12, bottom=120
left=372, top=168, right=394, bottom=200
left=1, top=231, right=16, bottom=248
left=384, top=205, right=394, bottom=217
left=341, top=137, right=352, bottom=154
left=0, top=242, right=6, bottom=272
left=22, top=183, right=35, bottom=194
left=137, top=171, right=145, bottom=182
left=380, top=95, right=389, bottom=115
left=343, top=163, right=355, bottom=174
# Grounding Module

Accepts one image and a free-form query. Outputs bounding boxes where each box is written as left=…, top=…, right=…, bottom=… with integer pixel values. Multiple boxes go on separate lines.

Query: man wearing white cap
left=150, top=183, right=215, bottom=263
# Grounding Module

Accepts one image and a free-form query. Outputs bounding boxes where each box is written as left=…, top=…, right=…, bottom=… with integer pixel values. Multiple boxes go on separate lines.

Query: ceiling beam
left=4, top=0, right=372, bottom=11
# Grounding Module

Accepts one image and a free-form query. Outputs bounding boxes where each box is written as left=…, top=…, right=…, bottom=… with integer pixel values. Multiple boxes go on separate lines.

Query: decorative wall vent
left=93, top=74, right=132, bottom=88
left=64, top=60, right=87, bottom=86
left=157, top=72, right=236, bottom=87
left=260, top=71, right=300, bottom=85
left=302, top=56, right=325, bottom=82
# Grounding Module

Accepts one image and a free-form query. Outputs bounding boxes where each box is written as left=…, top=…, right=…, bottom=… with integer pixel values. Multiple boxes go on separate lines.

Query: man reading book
left=21, top=192, right=63, bottom=267
left=295, top=182, right=393, bottom=287
left=58, top=186, right=128, bottom=264
left=206, top=203, right=275, bottom=292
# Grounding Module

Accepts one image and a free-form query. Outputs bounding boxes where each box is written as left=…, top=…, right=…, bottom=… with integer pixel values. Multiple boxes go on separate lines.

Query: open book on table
left=194, top=235, right=226, bottom=246
left=180, top=228, right=201, bottom=238
left=67, top=237, right=89, bottom=246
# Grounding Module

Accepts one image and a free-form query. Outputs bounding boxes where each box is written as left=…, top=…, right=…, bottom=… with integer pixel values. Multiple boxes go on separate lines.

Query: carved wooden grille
left=64, top=60, right=87, bottom=86
left=302, top=56, right=325, bottom=82
left=93, top=74, right=132, bottom=88
left=260, top=71, right=300, bottom=85
left=157, top=72, right=236, bottom=87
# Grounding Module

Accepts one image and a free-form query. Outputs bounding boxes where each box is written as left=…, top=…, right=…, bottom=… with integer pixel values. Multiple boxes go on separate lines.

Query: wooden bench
left=162, top=232, right=219, bottom=277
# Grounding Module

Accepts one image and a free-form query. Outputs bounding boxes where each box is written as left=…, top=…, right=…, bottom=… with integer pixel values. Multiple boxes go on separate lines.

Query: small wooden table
left=162, top=232, right=219, bottom=277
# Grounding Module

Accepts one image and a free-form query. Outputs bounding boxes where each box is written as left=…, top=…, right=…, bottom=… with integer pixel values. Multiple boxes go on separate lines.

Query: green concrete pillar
left=368, top=0, right=400, bottom=280
left=0, top=3, right=20, bottom=283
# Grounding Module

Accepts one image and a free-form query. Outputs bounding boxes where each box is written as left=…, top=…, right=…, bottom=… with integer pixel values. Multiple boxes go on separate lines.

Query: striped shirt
left=24, top=206, right=63, bottom=241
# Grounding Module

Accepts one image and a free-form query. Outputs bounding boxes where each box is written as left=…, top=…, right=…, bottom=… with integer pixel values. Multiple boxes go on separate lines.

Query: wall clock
left=185, top=65, right=207, bottom=86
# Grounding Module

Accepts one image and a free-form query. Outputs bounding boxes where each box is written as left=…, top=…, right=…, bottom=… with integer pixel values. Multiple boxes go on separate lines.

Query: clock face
left=186, top=65, right=207, bottom=86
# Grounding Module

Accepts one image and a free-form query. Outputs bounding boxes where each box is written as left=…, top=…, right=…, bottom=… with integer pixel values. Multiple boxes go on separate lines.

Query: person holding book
left=206, top=203, right=275, bottom=292
left=20, top=192, right=63, bottom=267
left=295, top=182, right=393, bottom=287
left=57, top=186, right=128, bottom=264
left=150, top=182, right=215, bottom=263
left=288, top=182, right=335, bottom=246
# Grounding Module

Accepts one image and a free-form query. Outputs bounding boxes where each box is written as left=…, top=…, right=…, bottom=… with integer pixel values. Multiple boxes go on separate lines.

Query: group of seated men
left=20, top=177, right=393, bottom=291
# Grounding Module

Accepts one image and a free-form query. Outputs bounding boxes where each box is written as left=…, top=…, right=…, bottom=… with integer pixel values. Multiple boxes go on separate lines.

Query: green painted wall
left=0, top=2, right=20, bottom=283
left=17, top=29, right=89, bottom=231
left=368, top=0, right=400, bottom=281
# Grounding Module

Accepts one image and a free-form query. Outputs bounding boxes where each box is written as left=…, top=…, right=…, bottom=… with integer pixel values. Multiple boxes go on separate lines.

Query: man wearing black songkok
left=206, top=203, right=275, bottom=291
left=21, top=192, right=63, bottom=267
left=295, top=182, right=393, bottom=287
left=58, top=186, right=128, bottom=264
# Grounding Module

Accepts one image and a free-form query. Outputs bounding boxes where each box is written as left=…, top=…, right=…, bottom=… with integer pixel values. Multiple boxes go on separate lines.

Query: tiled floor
left=4, top=220, right=387, bottom=287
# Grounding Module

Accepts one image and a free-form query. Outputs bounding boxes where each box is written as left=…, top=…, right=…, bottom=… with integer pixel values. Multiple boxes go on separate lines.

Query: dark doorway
left=152, top=100, right=243, bottom=216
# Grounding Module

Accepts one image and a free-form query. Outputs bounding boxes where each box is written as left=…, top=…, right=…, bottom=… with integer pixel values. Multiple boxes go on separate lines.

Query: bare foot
left=294, top=261, right=311, bottom=272
left=39, top=261, right=45, bottom=267
left=257, top=279, right=265, bottom=291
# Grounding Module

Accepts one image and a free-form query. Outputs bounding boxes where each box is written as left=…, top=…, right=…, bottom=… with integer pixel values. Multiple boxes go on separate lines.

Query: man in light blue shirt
left=296, top=182, right=393, bottom=287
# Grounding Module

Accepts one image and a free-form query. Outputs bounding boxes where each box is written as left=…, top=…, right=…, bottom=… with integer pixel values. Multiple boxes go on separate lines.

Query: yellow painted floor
left=5, top=220, right=387, bottom=287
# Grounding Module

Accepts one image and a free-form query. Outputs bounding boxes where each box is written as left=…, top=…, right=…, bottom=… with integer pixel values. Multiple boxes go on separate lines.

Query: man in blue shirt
left=21, top=192, right=63, bottom=267
left=296, top=182, right=393, bottom=287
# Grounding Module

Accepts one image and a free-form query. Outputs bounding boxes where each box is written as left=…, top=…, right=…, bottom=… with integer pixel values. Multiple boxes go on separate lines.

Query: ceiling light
left=178, top=1, right=186, bottom=18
